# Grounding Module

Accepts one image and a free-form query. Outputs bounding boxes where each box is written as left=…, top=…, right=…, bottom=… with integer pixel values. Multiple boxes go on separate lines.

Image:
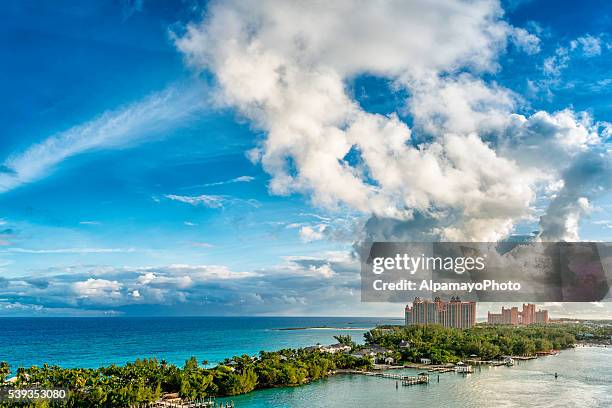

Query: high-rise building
left=487, top=304, right=549, bottom=325
left=535, top=309, right=549, bottom=324
left=405, top=297, right=476, bottom=329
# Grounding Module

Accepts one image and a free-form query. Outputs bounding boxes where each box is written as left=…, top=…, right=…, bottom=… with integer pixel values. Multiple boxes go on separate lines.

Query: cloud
left=166, top=194, right=226, bottom=208
left=541, top=34, right=606, bottom=80
left=191, top=242, right=214, bottom=248
left=1, top=255, right=611, bottom=317
left=165, top=194, right=261, bottom=209
left=510, top=27, right=541, bottom=55
left=72, top=278, right=123, bottom=301
left=539, top=150, right=611, bottom=241
left=79, top=221, right=102, bottom=225
left=570, top=34, right=602, bottom=57
left=174, top=0, right=609, bottom=242
left=543, top=47, right=570, bottom=76
left=182, top=175, right=255, bottom=189
left=0, top=84, right=205, bottom=194
left=1, top=247, right=135, bottom=254
left=299, top=224, right=327, bottom=242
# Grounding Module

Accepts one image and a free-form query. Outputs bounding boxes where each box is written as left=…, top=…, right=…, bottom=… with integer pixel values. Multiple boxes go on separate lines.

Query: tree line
left=364, top=324, right=582, bottom=364
left=1, top=323, right=603, bottom=407
left=0, top=348, right=371, bottom=407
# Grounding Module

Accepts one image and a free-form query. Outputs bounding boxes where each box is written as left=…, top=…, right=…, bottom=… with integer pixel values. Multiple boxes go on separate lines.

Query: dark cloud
left=0, top=256, right=362, bottom=316
left=540, top=149, right=612, bottom=240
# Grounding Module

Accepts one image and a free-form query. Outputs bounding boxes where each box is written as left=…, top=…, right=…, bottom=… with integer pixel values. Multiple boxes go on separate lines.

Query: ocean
left=0, top=316, right=398, bottom=369
left=1, top=317, right=610, bottom=407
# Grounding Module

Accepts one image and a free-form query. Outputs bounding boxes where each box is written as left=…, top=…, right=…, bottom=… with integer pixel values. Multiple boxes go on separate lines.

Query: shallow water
left=225, top=347, right=612, bottom=408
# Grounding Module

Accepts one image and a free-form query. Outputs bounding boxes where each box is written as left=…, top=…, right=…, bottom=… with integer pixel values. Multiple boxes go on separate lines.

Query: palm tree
left=0, top=362, right=10, bottom=384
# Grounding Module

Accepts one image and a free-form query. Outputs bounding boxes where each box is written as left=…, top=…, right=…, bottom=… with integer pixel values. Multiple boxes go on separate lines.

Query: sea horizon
left=0, top=316, right=398, bottom=370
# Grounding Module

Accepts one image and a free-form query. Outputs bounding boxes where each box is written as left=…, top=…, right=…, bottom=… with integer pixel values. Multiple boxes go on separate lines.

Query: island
left=1, top=323, right=610, bottom=407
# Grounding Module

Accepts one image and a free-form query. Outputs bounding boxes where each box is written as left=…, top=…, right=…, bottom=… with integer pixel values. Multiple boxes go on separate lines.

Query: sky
left=0, top=0, right=611, bottom=318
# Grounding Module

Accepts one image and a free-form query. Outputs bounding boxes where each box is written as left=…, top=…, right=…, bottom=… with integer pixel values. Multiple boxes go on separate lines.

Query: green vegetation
left=365, top=324, right=583, bottom=364
left=0, top=349, right=371, bottom=407
left=333, top=335, right=356, bottom=348
left=1, top=323, right=604, bottom=407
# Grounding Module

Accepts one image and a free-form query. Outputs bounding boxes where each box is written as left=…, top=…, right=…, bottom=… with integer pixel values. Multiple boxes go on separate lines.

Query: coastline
left=5, top=323, right=602, bottom=407
left=225, top=347, right=612, bottom=408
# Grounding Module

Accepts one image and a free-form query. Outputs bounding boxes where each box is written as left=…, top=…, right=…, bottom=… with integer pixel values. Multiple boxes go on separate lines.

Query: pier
left=358, top=371, right=429, bottom=385
left=402, top=375, right=430, bottom=386
left=137, top=397, right=233, bottom=408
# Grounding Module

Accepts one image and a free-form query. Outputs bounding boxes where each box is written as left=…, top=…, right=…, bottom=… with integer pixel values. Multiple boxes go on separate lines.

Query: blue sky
left=0, top=0, right=611, bottom=317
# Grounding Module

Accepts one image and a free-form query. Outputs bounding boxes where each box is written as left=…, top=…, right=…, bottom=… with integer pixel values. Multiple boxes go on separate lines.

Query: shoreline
left=5, top=323, right=610, bottom=407
left=272, top=326, right=371, bottom=331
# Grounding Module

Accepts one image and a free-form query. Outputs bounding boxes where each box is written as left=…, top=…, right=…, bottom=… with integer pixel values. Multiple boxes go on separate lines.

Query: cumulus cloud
left=570, top=34, right=602, bottom=57
left=299, top=224, right=327, bottom=242
left=510, top=27, right=541, bottom=55
left=72, top=278, right=123, bottom=302
left=175, top=0, right=609, bottom=242
left=0, top=256, right=364, bottom=315
left=543, top=47, right=570, bottom=77
left=539, top=150, right=611, bottom=241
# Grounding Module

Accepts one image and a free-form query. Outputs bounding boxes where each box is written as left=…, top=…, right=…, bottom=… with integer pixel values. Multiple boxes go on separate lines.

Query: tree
left=333, top=335, right=355, bottom=348
left=0, top=362, right=10, bottom=384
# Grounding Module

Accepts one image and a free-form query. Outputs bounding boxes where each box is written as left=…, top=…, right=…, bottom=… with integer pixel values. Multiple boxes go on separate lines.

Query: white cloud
left=79, top=221, right=101, bottom=225
left=72, top=278, right=122, bottom=300
left=542, top=34, right=605, bottom=80
left=182, top=175, right=255, bottom=189
left=570, top=34, right=602, bottom=57
left=299, top=224, right=327, bottom=242
left=511, top=27, right=541, bottom=54
left=2, top=247, right=135, bottom=254
left=165, top=194, right=261, bottom=209
left=0, top=84, right=205, bottom=194
left=165, top=194, right=226, bottom=208
left=543, top=47, right=570, bottom=76
left=176, top=0, right=609, bottom=242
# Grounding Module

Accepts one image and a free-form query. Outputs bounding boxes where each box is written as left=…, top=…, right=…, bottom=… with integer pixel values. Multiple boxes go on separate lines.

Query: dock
left=141, top=397, right=231, bottom=408
left=402, top=375, right=430, bottom=386
left=427, top=366, right=454, bottom=373
left=359, top=371, right=429, bottom=385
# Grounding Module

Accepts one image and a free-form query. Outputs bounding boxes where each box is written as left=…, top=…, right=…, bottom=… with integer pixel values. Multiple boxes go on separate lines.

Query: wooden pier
left=140, top=397, right=232, bottom=408
left=427, top=366, right=454, bottom=373
left=402, top=375, right=429, bottom=386
left=360, top=371, right=429, bottom=386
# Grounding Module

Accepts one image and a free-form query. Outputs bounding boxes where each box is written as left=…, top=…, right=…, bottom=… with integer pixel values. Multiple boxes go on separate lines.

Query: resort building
left=404, top=297, right=477, bottom=329
left=487, top=304, right=549, bottom=325
left=305, top=343, right=351, bottom=354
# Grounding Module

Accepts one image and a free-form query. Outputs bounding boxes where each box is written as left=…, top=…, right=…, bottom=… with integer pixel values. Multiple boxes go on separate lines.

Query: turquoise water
left=0, top=317, right=397, bottom=369
left=1, top=318, right=610, bottom=407
left=225, top=347, right=612, bottom=408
